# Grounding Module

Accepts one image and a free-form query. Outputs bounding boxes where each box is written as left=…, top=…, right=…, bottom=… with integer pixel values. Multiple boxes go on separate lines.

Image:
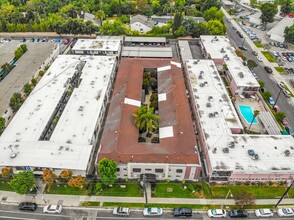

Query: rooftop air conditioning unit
left=285, top=150, right=290, bottom=156
left=223, top=148, right=229, bottom=153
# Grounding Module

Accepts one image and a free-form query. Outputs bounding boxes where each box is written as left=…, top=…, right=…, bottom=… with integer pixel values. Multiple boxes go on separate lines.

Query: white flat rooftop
left=50, top=56, right=116, bottom=145
left=72, top=38, right=121, bottom=52
left=186, top=59, right=294, bottom=174
left=178, top=40, right=193, bottom=61
left=200, top=35, right=259, bottom=88
left=0, top=55, right=117, bottom=171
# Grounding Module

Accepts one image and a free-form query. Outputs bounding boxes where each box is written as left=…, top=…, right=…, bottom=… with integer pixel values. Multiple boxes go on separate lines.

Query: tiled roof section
left=130, top=14, right=154, bottom=28
left=99, top=58, right=199, bottom=165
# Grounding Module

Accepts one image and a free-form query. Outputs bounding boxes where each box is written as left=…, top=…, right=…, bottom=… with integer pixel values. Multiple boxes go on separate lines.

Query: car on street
left=267, top=97, right=275, bottom=105
left=252, top=51, right=258, bottom=56
left=113, top=207, right=130, bottom=216
left=239, top=46, right=248, bottom=50
left=285, top=126, right=294, bottom=135
left=278, top=82, right=286, bottom=89
left=207, top=209, right=226, bottom=218
left=43, top=205, right=62, bottom=213
left=229, top=209, right=248, bottom=218
left=283, top=89, right=291, bottom=98
left=264, top=66, right=273, bottom=73
left=232, top=26, right=237, bottom=30
left=173, top=208, right=192, bottom=217
left=143, top=207, right=163, bottom=216
left=19, top=202, right=37, bottom=211
left=255, top=209, right=274, bottom=217
left=278, top=208, right=294, bottom=216
left=256, top=56, right=262, bottom=62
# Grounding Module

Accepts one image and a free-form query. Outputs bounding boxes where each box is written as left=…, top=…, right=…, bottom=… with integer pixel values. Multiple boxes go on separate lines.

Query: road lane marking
left=0, top=216, right=39, bottom=220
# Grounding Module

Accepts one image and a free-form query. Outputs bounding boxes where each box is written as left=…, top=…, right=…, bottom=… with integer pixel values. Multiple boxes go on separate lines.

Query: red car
left=282, top=118, right=288, bottom=126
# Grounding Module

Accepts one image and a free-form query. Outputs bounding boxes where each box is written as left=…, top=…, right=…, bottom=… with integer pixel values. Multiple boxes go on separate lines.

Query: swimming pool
left=238, top=105, right=258, bottom=124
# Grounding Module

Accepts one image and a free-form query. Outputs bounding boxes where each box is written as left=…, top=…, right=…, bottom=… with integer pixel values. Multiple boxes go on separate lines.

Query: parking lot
left=0, top=40, right=20, bottom=64
left=0, top=40, right=58, bottom=116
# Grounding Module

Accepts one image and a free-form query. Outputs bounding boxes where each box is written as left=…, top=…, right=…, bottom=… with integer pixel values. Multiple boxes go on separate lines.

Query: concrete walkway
left=1, top=191, right=294, bottom=207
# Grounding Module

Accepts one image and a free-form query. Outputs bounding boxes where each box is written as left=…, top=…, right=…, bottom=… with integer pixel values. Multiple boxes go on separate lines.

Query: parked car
left=229, top=210, right=248, bottom=218
left=285, top=126, right=294, bottom=135
left=277, top=208, right=294, bottom=217
left=19, top=202, right=37, bottom=211
left=267, top=97, right=275, bottom=105
left=173, top=208, right=192, bottom=217
left=239, top=46, right=248, bottom=50
left=264, top=66, right=273, bottom=73
left=255, top=209, right=273, bottom=217
left=207, top=209, right=226, bottom=218
left=283, top=89, right=291, bottom=98
left=256, top=56, right=262, bottom=62
left=251, top=71, right=257, bottom=79
left=232, top=26, right=237, bottom=30
left=43, top=205, right=62, bottom=214
left=113, top=207, right=130, bottom=216
left=278, top=82, right=286, bottom=89
left=281, top=118, right=288, bottom=126
left=252, top=51, right=258, bottom=56
left=143, top=207, right=163, bottom=217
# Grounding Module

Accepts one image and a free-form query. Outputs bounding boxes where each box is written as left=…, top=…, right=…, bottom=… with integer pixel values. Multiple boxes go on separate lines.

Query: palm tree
left=95, top=10, right=106, bottom=25
left=248, top=110, right=260, bottom=130
left=133, top=106, right=160, bottom=134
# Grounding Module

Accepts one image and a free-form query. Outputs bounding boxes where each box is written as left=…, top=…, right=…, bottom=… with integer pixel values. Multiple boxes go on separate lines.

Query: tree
left=284, top=25, right=294, bottom=44
left=203, top=7, right=224, bottom=22
left=172, top=11, right=182, bottom=35
left=39, top=70, right=45, bottom=77
left=133, top=105, right=160, bottom=134
left=95, top=10, right=105, bottom=25
left=247, top=59, right=258, bottom=69
left=280, top=0, right=292, bottom=14
left=207, top=20, right=226, bottom=35
left=98, top=158, right=117, bottom=186
left=23, top=83, right=32, bottom=96
left=275, top=111, right=286, bottom=122
left=234, top=191, right=256, bottom=208
left=149, top=92, right=158, bottom=110
left=235, top=49, right=244, bottom=58
left=14, top=47, right=23, bottom=60
left=201, top=0, right=221, bottom=11
left=99, top=20, right=130, bottom=35
left=9, top=171, right=35, bottom=194
left=9, top=93, right=23, bottom=113
left=1, top=63, right=12, bottom=73
left=263, top=91, right=272, bottom=100
left=0, top=117, right=5, bottom=135
left=257, top=80, right=265, bottom=89
left=260, top=3, right=278, bottom=27
left=250, top=0, right=257, bottom=7
left=31, top=78, right=37, bottom=86
left=43, top=168, right=57, bottom=192
left=1, top=167, right=13, bottom=179
left=60, top=170, right=73, bottom=181
left=20, top=44, right=27, bottom=52
left=68, top=175, right=85, bottom=188
left=248, top=110, right=260, bottom=130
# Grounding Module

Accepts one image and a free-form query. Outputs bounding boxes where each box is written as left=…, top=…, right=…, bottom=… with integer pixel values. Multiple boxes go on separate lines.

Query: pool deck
left=234, top=96, right=266, bottom=133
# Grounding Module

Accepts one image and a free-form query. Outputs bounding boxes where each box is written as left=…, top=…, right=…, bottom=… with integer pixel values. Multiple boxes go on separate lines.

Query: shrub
left=151, top=137, right=159, bottom=143
left=31, top=78, right=37, bottom=86
left=138, top=137, right=146, bottom=142
left=95, top=182, right=103, bottom=192
left=39, top=70, right=45, bottom=77
left=187, top=184, right=194, bottom=191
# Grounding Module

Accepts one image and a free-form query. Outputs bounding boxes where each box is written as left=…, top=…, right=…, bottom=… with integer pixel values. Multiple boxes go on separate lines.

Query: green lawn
left=45, top=184, right=88, bottom=195
left=94, top=202, right=284, bottom=210
left=0, top=181, right=13, bottom=191
left=99, top=183, right=143, bottom=197
left=153, top=182, right=211, bottom=198
left=275, top=67, right=285, bottom=74
left=211, top=185, right=294, bottom=199
left=261, top=51, right=277, bottom=62
left=254, top=42, right=263, bottom=48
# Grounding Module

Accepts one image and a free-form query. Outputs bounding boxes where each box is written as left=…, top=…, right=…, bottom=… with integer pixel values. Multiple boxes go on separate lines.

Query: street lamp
left=221, top=190, right=233, bottom=209
left=140, top=174, right=148, bottom=207
left=275, top=178, right=294, bottom=208
left=272, top=88, right=283, bottom=109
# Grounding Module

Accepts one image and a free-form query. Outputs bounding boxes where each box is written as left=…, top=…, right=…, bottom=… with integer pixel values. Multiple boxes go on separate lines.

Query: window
left=176, top=175, right=181, bottom=177
left=155, top=169, right=163, bottom=173
left=123, top=168, right=127, bottom=171
left=176, top=169, right=183, bottom=173
left=117, top=168, right=120, bottom=172
left=145, top=169, right=152, bottom=171
left=133, top=168, right=141, bottom=172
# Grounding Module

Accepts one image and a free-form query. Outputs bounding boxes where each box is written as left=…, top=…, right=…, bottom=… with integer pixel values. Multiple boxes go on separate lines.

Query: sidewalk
left=1, top=191, right=294, bottom=207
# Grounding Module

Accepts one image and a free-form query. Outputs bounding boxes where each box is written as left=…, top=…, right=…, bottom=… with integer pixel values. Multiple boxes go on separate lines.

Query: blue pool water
left=238, top=105, right=258, bottom=124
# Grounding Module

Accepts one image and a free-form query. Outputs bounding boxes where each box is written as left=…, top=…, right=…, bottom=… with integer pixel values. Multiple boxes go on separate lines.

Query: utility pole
left=275, top=178, right=294, bottom=208
left=272, top=88, right=282, bottom=109
left=142, top=174, right=148, bottom=207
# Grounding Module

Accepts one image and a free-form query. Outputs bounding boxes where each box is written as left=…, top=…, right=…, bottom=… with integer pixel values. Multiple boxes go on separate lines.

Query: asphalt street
left=225, top=21, right=294, bottom=128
